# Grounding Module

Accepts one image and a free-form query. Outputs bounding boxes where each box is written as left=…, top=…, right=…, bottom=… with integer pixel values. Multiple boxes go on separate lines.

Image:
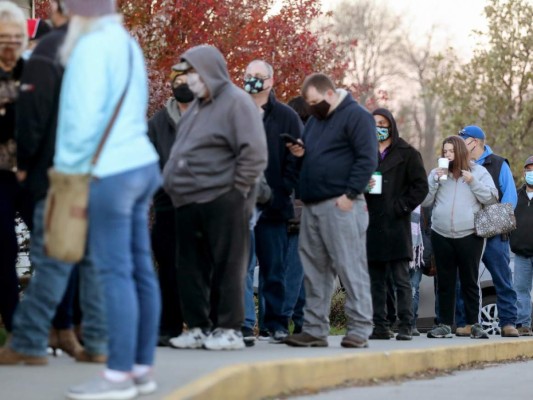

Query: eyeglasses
left=465, top=139, right=476, bottom=147
left=244, top=74, right=271, bottom=80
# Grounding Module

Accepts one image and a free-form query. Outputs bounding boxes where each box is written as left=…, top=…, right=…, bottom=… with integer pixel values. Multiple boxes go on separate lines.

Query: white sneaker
left=203, top=328, right=245, bottom=350
left=133, top=372, right=157, bottom=396
left=169, top=328, right=207, bottom=349
left=66, top=375, right=138, bottom=400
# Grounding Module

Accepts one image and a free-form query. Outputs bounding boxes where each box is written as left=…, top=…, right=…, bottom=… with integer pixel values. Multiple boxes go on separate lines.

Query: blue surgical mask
left=376, top=126, right=390, bottom=142
left=526, top=171, right=533, bottom=185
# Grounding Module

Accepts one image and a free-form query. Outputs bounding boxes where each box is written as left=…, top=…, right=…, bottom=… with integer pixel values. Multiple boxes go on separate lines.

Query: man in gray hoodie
left=162, top=45, right=268, bottom=350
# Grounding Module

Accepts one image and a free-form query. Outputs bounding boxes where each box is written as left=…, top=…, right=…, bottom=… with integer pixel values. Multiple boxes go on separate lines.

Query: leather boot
left=75, top=349, right=107, bottom=363
left=56, top=329, right=84, bottom=358
left=0, top=346, right=47, bottom=365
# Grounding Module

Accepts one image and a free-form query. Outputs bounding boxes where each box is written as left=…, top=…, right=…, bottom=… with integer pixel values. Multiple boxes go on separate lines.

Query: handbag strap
left=90, top=41, right=134, bottom=167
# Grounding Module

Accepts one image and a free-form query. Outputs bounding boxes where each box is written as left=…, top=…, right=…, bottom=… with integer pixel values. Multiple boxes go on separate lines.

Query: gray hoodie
left=162, top=45, right=268, bottom=208
left=421, top=163, right=498, bottom=238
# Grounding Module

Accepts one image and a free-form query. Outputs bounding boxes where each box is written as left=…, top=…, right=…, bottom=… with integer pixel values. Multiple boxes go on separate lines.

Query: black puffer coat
left=365, top=108, right=428, bottom=262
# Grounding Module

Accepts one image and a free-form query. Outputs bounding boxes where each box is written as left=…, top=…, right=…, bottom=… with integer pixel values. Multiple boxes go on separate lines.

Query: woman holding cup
left=422, top=136, right=497, bottom=339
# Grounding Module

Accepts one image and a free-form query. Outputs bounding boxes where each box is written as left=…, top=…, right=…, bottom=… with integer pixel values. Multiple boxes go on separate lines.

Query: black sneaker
left=241, top=327, right=256, bottom=347
left=257, top=330, right=270, bottom=341
left=411, top=328, right=421, bottom=336
left=470, top=323, right=489, bottom=339
left=427, top=324, right=452, bottom=338
left=396, top=327, right=412, bottom=341
left=369, top=329, right=391, bottom=340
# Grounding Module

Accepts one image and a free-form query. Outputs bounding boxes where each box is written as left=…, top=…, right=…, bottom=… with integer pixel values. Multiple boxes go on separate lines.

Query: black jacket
left=0, top=170, right=22, bottom=249
left=16, top=25, right=67, bottom=203
left=260, top=92, right=302, bottom=221
left=510, top=185, right=533, bottom=257
left=299, top=91, right=377, bottom=203
left=148, top=98, right=181, bottom=212
left=365, top=108, right=428, bottom=262
left=0, top=58, right=24, bottom=144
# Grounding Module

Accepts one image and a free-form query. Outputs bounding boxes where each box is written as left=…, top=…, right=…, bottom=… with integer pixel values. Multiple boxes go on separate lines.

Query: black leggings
left=432, top=231, right=484, bottom=326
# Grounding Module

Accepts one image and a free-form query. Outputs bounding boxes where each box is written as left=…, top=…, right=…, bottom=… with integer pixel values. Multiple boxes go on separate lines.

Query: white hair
left=248, top=59, right=274, bottom=78
left=0, top=1, right=29, bottom=52
left=59, top=15, right=100, bottom=65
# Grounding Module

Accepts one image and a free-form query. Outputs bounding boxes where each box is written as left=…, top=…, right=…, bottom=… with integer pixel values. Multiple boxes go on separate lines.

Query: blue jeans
left=282, top=232, right=305, bottom=330
left=243, top=209, right=261, bottom=330
left=52, top=264, right=79, bottom=330
left=409, top=267, right=422, bottom=328
left=513, top=254, right=533, bottom=328
left=89, top=163, right=161, bottom=372
left=482, top=236, right=517, bottom=326
left=255, top=219, right=289, bottom=333
left=11, top=200, right=107, bottom=357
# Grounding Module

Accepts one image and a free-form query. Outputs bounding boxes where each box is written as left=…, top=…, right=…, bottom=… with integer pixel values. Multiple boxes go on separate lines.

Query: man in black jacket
left=0, top=0, right=107, bottom=365
left=148, top=70, right=193, bottom=346
left=365, top=108, right=428, bottom=341
left=243, top=60, right=302, bottom=343
left=284, top=73, right=377, bottom=348
left=511, top=156, right=533, bottom=336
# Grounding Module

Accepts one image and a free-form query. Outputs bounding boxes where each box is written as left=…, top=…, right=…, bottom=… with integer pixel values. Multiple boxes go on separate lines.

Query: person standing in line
left=365, top=108, right=428, bottom=341
left=0, top=0, right=108, bottom=365
left=163, top=45, right=267, bottom=351
left=511, top=156, right=533, bottom=336
left=284, top=73, right=377, bottom=348
left=456, top=125, right=519, bottom=337
left=148, top=69, right=193, bottom=347
left=51, top=1, right=162, bottom=398
left=283, top=95, right=311, bottom=335
left=242, top=60, right=302, bottom=344
left=422, top=136, right=497, bottom=339
left=0, top=0, right=27, bottom=339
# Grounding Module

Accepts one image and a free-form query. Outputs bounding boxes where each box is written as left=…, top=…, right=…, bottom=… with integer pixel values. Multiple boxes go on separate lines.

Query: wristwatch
left=345, top=190, right=359, bottom=200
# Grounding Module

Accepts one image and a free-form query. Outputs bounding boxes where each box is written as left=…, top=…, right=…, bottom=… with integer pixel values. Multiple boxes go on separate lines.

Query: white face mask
left=187, top=72, right=207, bottom=99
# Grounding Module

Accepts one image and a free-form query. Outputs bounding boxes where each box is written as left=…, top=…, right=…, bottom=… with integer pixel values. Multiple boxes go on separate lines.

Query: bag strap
left=90, top=41, right=134, bottom=167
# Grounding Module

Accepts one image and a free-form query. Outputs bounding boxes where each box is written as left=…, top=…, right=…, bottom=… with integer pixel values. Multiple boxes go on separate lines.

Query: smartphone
left=280, top=133, right=304, bottom=148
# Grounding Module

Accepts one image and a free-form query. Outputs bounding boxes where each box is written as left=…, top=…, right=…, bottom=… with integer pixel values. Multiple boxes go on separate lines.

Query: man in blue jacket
left=459, top=125, right=519, bottom=337
left=284, top=73, right=377, bottom=348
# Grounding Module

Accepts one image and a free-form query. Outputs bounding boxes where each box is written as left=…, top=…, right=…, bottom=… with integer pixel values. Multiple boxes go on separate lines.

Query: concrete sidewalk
left=1, top=336, right=533, bottom=400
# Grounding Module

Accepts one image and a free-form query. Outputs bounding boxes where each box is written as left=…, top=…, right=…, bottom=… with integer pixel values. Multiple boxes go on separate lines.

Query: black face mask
left=173, top=83, right=194, bottom=103
left=309, top=100, right=330, bottom=120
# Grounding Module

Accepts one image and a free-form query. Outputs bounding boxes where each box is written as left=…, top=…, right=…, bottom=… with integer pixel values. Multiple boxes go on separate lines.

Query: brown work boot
left=0, top=346, right=48, bottom=365
left=75, top=350, right=107, bottom=363
left=284, top=332, right=328, bottom=347
left=455, top=325, right=471, bottom=337
left=501, top=325, right=519, bottom=337
left=341, top=335, right=369, bottom=348
left=56, top=329, right=84, bottom=357
left=517, top=326, right=533, bottom=336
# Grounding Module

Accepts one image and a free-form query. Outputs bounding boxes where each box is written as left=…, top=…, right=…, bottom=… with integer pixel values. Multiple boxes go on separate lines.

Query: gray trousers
left=298, top=196, right=373, bottom=339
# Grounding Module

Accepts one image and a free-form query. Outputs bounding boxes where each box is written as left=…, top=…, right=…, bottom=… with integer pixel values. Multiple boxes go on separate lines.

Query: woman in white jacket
left=422, top=136, right=497, bottom=339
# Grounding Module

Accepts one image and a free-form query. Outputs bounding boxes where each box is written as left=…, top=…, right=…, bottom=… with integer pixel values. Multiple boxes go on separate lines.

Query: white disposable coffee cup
left=438, top=158, right=449, bottom=180
left=369, top=172, right=382, bottom=194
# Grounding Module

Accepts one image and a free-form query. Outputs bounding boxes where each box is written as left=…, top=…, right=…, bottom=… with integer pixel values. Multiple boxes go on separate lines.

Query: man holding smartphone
left=243, top=60, right=303, bottom=343
left=285, top=73, right=377, bottom=348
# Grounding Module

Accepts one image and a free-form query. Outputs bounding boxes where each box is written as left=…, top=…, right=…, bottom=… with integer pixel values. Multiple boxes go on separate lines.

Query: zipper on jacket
left=450, top=179, right=458, bottom=238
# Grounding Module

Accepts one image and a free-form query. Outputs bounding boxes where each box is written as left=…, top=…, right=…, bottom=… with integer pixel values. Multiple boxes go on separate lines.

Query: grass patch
left=329, top=287, right=347, bottom=335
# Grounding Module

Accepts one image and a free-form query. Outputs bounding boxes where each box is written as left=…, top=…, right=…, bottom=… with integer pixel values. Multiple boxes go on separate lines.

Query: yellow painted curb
left=165, top=340, right=533, bottom=400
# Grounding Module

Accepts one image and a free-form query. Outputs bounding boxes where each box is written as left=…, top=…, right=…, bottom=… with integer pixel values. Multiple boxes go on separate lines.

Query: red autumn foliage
left=35, top=0, right=347, bottom=115
left=118, top=0, right=347, bottom=115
